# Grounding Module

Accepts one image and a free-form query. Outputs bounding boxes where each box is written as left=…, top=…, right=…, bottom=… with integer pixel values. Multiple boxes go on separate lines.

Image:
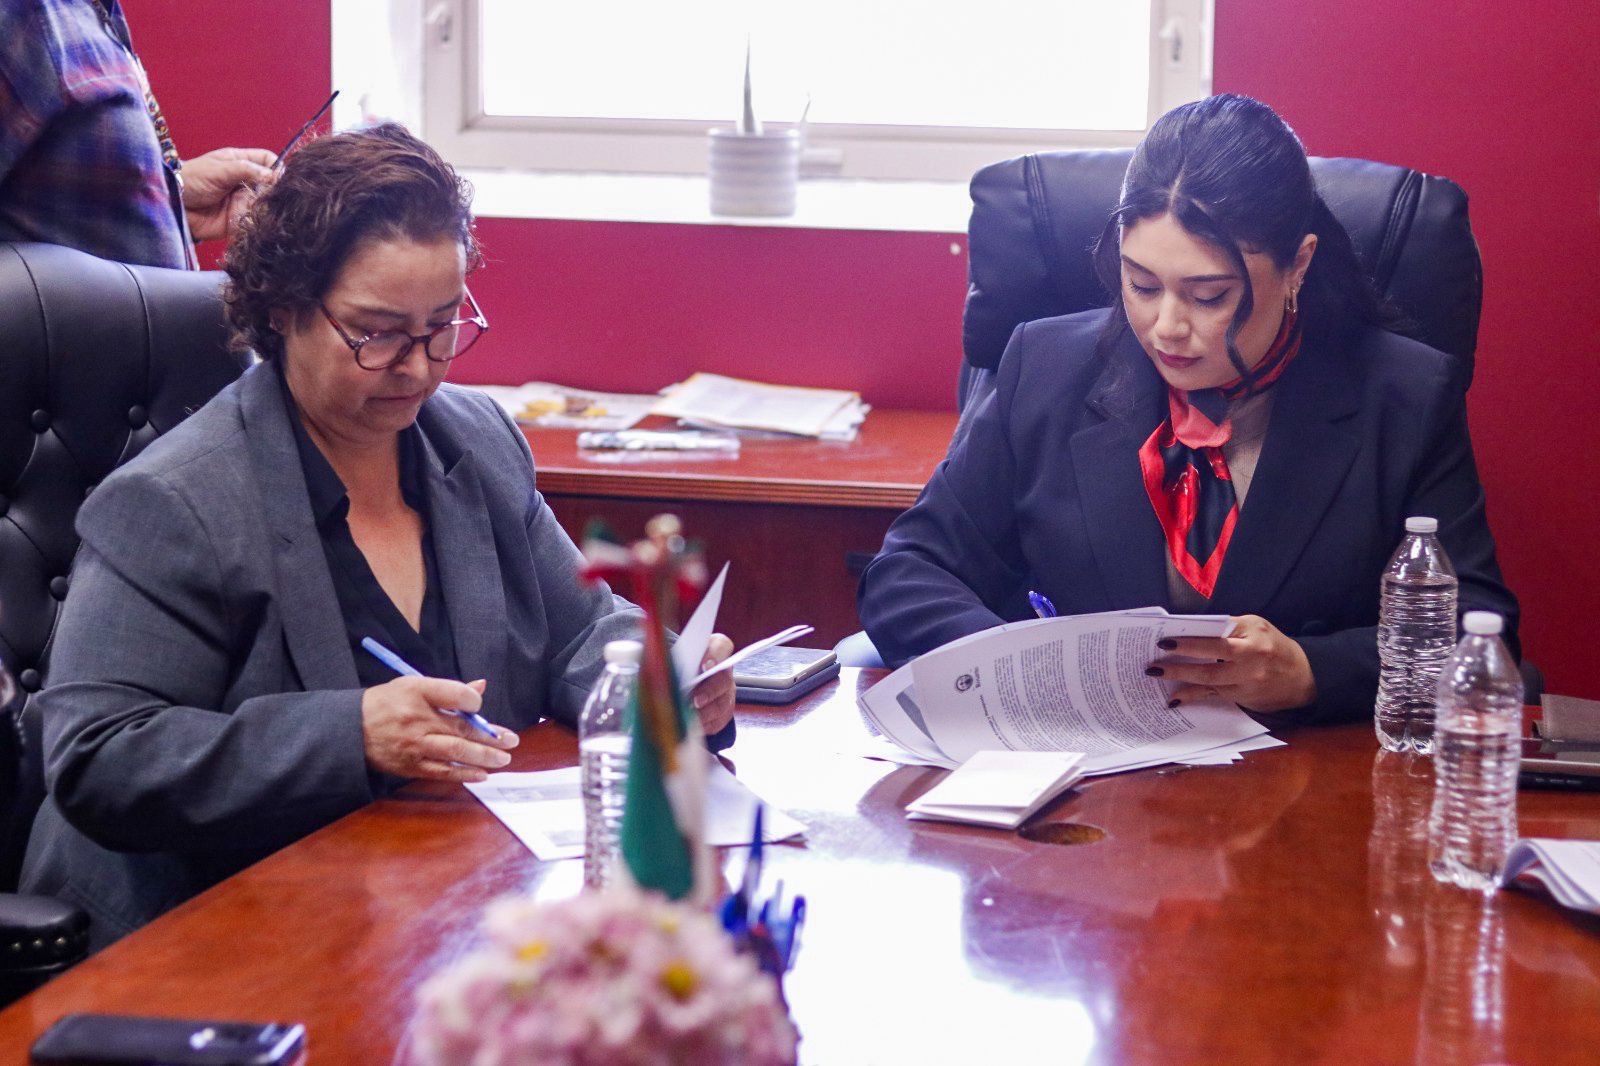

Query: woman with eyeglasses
left=859, top=94, right=1518, bottom=723
left=20, top=124, right=737, bottom=951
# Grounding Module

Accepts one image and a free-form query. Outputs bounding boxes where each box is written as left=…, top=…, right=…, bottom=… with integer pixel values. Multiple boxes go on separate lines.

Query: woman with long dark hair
left=859, top=94, right=1517, bottom=722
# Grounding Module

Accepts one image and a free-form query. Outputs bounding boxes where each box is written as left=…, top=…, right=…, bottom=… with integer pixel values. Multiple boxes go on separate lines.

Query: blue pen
left=360, top=637, right=499, bottom=739
left=1028, top=590, right=1058, bottom=619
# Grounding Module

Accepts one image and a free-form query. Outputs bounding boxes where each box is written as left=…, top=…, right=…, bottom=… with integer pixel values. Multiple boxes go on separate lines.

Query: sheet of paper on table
left=465, top=760, right=806, bottom=861
left=470, top=381, right=659, bottom=430
left=652, top=372, right=869, bottom=439
left=1502, top=839, right=1600, bottom=913
left=856, top=608, right=1283, bottom=778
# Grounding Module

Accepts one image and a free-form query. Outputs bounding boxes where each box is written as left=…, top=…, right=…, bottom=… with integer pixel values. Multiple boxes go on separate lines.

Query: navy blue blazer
left=859, top=308, right=1518, bottom=724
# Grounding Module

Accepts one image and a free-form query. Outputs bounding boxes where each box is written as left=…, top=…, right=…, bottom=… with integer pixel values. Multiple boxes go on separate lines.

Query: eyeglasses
left=319, top=288, right=489, bottom=371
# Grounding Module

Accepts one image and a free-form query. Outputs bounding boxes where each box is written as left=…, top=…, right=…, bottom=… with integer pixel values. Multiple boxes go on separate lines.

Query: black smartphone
left=31, top=1013, right=304, bottom=1066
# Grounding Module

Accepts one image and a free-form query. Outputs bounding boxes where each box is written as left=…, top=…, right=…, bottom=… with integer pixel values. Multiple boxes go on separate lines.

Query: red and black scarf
left=1138, top=311, right=1302, bottom=599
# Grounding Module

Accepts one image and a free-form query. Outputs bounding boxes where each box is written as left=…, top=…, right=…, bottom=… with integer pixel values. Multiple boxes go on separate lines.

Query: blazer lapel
left=237, top=364, right=360, bottom=692
left=417, top=418, right=508, bottom=720
left=1068, top=333, right=1170, bottom=609
left=1208, top=336, right=1362, bottom=614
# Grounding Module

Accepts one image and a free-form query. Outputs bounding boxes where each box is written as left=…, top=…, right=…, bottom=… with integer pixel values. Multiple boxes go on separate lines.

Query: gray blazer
left=20, top=362, right=642, bottom=948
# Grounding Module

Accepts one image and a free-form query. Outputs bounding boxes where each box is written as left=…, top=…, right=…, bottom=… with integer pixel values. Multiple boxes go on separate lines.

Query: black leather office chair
left=958, top=149, right=1481, bottom=424
left=0, top=241, right=250, bottom=999
left=840, top=149, right=1538, bottom=698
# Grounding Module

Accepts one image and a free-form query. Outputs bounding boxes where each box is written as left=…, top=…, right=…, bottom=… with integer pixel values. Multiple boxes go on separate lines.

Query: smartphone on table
left=733, top=646, right=840, bottom=705
left=31, top=1013, right=305, bottom=1065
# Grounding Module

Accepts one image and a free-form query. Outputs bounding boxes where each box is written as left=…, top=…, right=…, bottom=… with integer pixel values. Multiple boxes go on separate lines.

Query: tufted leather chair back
left=0, top=242, right=250, bottom=887
left=959, top=149, right=1482, bottom=409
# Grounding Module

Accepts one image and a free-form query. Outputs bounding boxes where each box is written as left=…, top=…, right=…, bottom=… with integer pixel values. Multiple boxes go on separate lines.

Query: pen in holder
left=708, top=36, right=799, bottom=217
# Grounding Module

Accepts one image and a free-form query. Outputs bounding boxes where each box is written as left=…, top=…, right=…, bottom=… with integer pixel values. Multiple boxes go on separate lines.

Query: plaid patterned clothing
left=0, top=0, right=189, bottom=268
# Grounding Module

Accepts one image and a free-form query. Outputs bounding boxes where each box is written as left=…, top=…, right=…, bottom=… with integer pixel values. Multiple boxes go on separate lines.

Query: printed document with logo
left=857, top=609, right=1276, bottom=777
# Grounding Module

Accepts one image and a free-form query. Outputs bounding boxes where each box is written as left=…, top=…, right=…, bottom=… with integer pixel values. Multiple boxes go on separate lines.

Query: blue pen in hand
left=1028, top=590, right=1058, bottom=619
left=359, top=637, right=499, bottom=739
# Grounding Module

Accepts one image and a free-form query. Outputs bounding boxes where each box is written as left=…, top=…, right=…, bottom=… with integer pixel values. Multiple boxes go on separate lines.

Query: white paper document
left=906, top=750, right=1085, bottom=829
left=671, top=562, right=728, bottom=692
left=858, top=609, right=1274, bottom=777
left=466, top=760, right=805, bottom=861
left=1503, top=839, right=1600, bottom=913
left=652, top=372, right=863, bottom=437
left=669, top=562, right=813, bottom=692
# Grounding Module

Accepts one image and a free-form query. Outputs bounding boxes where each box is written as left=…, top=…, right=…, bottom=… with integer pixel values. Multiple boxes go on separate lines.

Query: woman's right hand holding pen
left=360, top=677, right=518, bottom=783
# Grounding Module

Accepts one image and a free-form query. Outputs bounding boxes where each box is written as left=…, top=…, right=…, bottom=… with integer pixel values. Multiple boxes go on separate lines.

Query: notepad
left=905, top=750, right=1085, bottom=829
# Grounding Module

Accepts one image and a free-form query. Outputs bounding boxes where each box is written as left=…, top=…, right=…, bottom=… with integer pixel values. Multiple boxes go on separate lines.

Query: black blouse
left=277, top=365, right=461, bottom=690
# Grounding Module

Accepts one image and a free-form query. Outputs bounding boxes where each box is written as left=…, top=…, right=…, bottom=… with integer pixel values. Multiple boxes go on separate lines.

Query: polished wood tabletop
left=523, top=409, right=957, bottom=510
left=3, top=670, right=1599, bottom=1063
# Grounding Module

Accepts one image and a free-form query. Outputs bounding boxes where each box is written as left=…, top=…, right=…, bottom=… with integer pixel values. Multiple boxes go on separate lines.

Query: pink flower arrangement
left=412, top=884, right=799, bottom=1065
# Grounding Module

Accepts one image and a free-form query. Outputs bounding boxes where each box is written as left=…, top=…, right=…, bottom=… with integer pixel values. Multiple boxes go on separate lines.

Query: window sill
left=462, top=169, right=971, bottom=234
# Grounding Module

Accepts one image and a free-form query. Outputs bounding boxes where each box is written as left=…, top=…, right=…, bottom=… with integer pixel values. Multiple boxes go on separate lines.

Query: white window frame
left=414, top=0, right=1213, bottom=183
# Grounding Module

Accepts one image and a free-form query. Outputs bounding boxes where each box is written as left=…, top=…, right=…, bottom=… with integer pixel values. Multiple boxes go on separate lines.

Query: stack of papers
left=652, top=373, right=870, bottom=440
left=1503, top=839, right=1600, bottom=913
left=471, top=382, right=658, bottom=430
left=466, top=760, right=805, bottom=860
left=906, top=750, right=1085, bottom=828
left=857, top=608, right=1284, bottom=781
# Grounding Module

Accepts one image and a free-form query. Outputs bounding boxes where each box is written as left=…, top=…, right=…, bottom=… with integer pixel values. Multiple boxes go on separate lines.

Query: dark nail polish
left=1168, top=698, right=1181, bottom=708
left=1216, top=658, right=1226, bottom=664
left=1157, top=638, right=1178, bottom=651
left=1145, top=666, right=1164, bottom=677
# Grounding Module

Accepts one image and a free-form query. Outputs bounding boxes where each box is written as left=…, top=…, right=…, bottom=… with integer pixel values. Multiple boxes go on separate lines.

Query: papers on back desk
left=857, top=609, right=1277, bottom=776
left=652, top=372, right=868, bottom=439
left=466, top=760, right=805, bottom=861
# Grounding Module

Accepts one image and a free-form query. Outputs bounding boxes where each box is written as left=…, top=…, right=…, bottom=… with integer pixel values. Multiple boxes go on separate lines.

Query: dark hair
left=1091, top=94, right=1398, bottom=382
left=224, top=122, right=482, bottom=360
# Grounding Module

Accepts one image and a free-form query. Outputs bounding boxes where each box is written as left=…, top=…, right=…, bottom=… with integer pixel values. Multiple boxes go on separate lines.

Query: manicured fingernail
left=1216, top=658, right=1226, bottom=664
left=1157, top=638, right=1178, bottom=651
left=1145, top=666, right=1164, bottom=677
left=1168, top=698, right=1181, bottom=708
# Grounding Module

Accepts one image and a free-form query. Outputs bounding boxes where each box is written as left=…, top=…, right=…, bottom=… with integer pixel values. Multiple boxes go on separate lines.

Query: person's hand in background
left=181, top=147, right=277, bottom=241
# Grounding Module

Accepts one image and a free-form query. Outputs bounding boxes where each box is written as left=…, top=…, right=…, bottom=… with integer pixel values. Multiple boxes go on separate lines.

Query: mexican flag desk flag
left=580, top=515, right=714, bottom=905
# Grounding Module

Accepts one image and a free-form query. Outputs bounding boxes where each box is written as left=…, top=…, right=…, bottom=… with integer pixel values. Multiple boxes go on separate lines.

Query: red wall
left=1213, top=0, right=1600, bottom=694
left=130, top=0, right=1599, bottom=693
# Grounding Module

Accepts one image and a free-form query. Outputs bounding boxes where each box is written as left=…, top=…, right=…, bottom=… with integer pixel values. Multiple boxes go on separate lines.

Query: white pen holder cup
left=708, top=128, right=800, bottom=217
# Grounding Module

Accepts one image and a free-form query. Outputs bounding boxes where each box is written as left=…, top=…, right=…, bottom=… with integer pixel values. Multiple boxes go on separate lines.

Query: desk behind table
left=2, top=671, right=1599, bottom=1063
left=524, top=410, right=957, bottom=649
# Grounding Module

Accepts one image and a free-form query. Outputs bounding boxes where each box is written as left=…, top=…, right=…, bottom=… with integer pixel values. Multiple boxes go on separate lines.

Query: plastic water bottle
left=579, top=639, right=641, bottom=889
left=1427, top=612, right=1522, bottom=891
left=1376, top=516, right=1459, bottom=753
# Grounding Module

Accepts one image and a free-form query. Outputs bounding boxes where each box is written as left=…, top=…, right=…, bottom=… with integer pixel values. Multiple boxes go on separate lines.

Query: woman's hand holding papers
left=692, top=634, right=737, bottom=735
left=361, top=677, right=518, bottom=783
left=1153, top=614, right=1316, bottom=713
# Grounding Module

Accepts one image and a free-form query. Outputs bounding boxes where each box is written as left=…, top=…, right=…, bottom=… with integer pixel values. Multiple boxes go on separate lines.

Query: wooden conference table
left=525, top=410, right=958, bottom=649
left=3, top=671, right=1599, bottom=1063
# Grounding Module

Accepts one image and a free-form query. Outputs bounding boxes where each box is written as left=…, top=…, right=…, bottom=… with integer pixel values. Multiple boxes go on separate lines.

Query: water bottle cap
left=603, top=639, right=643, bottom=665
left=1404, top=516, right=1438, bottom=534
left=1462, top=611, right=1503, bottom=635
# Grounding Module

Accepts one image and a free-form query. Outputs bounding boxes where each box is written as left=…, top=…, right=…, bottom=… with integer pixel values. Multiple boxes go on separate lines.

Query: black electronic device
left=1519, top=738, right=1600, bottom=791
left=31, top=1014, right=305, bottom=1066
